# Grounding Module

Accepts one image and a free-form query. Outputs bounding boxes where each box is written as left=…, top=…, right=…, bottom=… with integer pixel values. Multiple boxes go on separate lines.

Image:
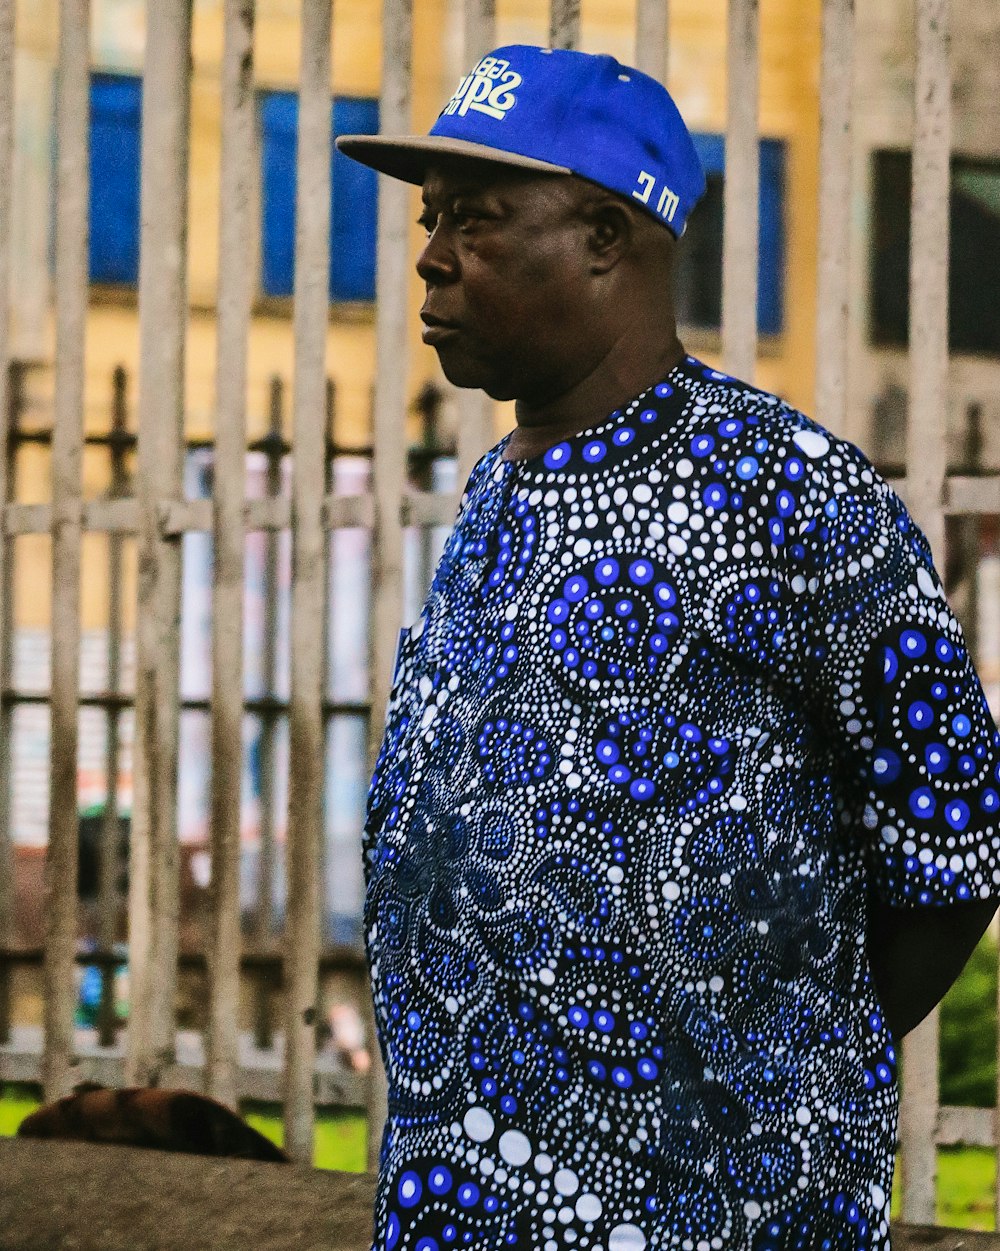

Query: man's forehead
left=421, top=158, right=568, bottom=202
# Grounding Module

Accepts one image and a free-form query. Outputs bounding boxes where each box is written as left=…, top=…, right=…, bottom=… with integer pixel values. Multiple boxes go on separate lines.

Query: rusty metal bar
left=252, top=378, right=284, bottom=1052
left=96, top=367, right=129, bottom=1049
left=2, top=689, right=369, bottom=718
left=721, top=0, right=760, bottom=382
left=0, top=0, right=17, bottom=1048
left=814, top=0, right=855, bottom=438
left=549, top=0, right=580, bottom=50
left=206, top=0, right=256, bottom=1112
left=634, top=0, right=669, bottom=84
left=128, top=0, right=193, bottom=1087
left=42, top=0, right=90, bottom=1102
left=282, top=0, right=333, bottom=1165
left=899, top=0, right=952, bottom=1227
left=366, top=0, right=415, bottom=1171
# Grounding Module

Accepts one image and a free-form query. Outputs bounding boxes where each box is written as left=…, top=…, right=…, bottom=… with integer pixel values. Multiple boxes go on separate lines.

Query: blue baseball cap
left=336, top=45, right=706, bottom=237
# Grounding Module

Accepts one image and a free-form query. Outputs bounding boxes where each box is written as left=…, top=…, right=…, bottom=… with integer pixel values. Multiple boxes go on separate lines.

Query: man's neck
left=502, top=335, right=685, bottom=463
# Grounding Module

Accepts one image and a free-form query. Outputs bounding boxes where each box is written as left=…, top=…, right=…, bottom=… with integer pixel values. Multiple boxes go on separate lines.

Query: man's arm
left=867, top=896, right=997, bottom=1039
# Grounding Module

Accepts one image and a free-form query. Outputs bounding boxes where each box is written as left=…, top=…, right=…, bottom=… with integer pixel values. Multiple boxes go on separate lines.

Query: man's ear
left=581, top=196, right=636, bottom=274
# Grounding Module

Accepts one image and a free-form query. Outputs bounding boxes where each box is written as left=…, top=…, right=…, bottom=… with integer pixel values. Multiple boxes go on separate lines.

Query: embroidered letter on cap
left=442, top=56, right=523, bottom=121
left=631, top=170, right=679, bottom=223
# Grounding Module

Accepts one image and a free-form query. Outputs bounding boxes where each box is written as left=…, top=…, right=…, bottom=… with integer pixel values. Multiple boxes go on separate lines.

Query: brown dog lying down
left=17, top=1083, right=289, bottom=1162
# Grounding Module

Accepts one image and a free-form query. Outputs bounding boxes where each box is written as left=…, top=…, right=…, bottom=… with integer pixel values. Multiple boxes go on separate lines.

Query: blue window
left=260, top=94, right=379, bottom=302
left=89, top=73, right=142, bottom=285
left=674, top=135, right=786, bottom=336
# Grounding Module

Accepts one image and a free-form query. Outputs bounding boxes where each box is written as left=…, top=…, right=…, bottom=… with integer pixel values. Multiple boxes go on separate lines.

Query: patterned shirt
left=364, top=356, right=1000, bottom=1251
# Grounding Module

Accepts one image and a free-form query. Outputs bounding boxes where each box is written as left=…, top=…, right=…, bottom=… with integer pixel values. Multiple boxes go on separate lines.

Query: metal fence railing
left=1, top=0, right=999, bottom=1226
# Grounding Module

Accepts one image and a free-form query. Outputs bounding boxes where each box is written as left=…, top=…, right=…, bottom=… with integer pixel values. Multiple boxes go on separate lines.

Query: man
left=338, top=45, right=1000, bottom=1251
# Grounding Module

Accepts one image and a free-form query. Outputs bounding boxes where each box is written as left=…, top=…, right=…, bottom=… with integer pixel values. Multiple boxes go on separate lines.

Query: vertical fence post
left=898, top=0, right=951, bottom=1226
left=282, top=0, right=332, bottom=1165
left=722, top=0, right=760, bottom=382
left=549, top=0, right=580, bottom=50
left=0, top=0, right=17, bottom=1049
left=43, top=0, right=90, bottom=1101
left=453, top=0, right=496, bottom=487
left=814, top=0, right=855, bottom=438
left=128, top=0, right=193, bottom=1087
left=366, top=0, right=415, bottom=1172
left=634, top=0, right=669, bottom=85
left=97, top=366, right=130, bottom=1049
left=206, top=0, right=256, bottom=1111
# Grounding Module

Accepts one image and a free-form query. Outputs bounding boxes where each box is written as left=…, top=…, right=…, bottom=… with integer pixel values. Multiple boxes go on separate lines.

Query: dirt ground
left=1, top=1140, right=999, bottom=1250
left=0, top=1139, right=376, bottom=1250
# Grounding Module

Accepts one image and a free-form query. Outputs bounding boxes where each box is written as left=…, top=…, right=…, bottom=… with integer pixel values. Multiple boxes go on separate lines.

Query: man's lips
left=420, top=313, right=460, bottom=345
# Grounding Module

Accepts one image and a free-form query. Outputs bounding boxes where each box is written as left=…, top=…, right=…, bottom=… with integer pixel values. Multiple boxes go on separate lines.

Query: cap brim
left=335, top=134, right=572, bottom=185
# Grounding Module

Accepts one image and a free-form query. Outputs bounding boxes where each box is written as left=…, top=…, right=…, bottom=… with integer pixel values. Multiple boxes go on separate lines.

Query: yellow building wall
left=11, top=0, right=822, bottom=632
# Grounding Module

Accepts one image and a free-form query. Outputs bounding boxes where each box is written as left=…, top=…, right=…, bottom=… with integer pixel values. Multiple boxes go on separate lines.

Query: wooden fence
left=0, top=0, right=999, bottom=1229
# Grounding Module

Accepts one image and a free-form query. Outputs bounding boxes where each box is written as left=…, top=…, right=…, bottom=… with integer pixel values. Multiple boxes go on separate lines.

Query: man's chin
left=434, top=350, right=514, bottom=401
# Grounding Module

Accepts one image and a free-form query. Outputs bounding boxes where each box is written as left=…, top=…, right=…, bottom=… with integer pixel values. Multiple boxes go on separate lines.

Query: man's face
left=417, top=161, right=600, bottom=404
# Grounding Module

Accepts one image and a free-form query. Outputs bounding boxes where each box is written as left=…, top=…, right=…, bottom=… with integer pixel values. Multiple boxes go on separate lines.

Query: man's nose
left=416, top=225, right=458, bottom=284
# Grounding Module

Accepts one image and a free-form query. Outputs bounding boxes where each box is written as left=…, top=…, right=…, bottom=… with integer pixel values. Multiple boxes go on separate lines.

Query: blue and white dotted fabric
left=364, top=356, right=1000, bottom=1251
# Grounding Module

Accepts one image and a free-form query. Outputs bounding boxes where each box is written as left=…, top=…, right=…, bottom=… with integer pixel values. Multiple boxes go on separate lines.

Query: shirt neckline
left=496, top=355, right=703, bottom=477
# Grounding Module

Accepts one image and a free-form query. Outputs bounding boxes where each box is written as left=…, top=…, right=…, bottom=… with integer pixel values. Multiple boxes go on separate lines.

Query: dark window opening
left=674, top=135, right=786, bottom=336
left=870, top=149, right=1000, bottom=356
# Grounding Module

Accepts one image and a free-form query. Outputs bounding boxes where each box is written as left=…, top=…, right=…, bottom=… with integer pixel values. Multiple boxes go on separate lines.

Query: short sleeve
left=780, top=430, right=1000, bottom=906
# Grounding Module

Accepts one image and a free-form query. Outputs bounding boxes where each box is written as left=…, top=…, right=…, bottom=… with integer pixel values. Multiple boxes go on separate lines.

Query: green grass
left=242, top=1105, right=368, bottom=1172
left=938, top=1148, right=997, bottom=1230
left=0, top=1084, right=41, bottom=1136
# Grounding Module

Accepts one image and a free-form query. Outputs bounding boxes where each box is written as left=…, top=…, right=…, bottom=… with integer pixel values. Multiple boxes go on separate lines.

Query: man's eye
left=417, top=215, right=436, bottom=236
left=451, top=205, right=483, bottom=231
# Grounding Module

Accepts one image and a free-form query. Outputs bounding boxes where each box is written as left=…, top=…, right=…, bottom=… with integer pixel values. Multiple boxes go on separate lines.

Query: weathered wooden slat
left=946, top=476, right=1000, bottom=514
left=4, top=493, right=382, bottom=535
left=6, top=466, right=997, bottom=542
left=462, top=0, right=495, bottom=63
left=402, top=489, right=460, bottom=528
left=127, top=0, right=192, bottom=1087
left=549, top=0, right=580, bottom=51
left=814, top=0, right=854, bottom=437
left=452, top=0, right=497, bottom=486
left=0, top=1024, right=367, bottom=1108
left=43, top=0, right=90, bottom=1102
left=0, top=0, right=18, bottom=1047
left=905, top=0, right=950, bottom=564
left=283, top=0, right=333, bottom=1165
left=634, top=0, right=669, bottom=84
left=324, top=494, right=375, bottom=530
left=899, top=0, right=952, bottom=1227
left=252, top=381, right=284, bottom=1034
left=721, top=0, right=760, bottom=382
left=366, top=0, right=415, bottom=1173
left=206, top=0, right=256, bottom=1112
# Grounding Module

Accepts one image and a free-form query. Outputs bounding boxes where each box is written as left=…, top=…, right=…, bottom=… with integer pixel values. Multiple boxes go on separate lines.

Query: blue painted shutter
left=89, top=73, right=142, bottom=285
left=260, top=92, right=379, bottom=302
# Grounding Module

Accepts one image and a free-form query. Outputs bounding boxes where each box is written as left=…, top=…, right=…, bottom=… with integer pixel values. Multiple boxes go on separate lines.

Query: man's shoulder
left=677, top=363, right=880, bottom=494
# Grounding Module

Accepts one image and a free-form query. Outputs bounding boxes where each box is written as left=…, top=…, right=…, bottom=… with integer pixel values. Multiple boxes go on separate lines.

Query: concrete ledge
left=0, top=1140, right=998, bottom=1250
